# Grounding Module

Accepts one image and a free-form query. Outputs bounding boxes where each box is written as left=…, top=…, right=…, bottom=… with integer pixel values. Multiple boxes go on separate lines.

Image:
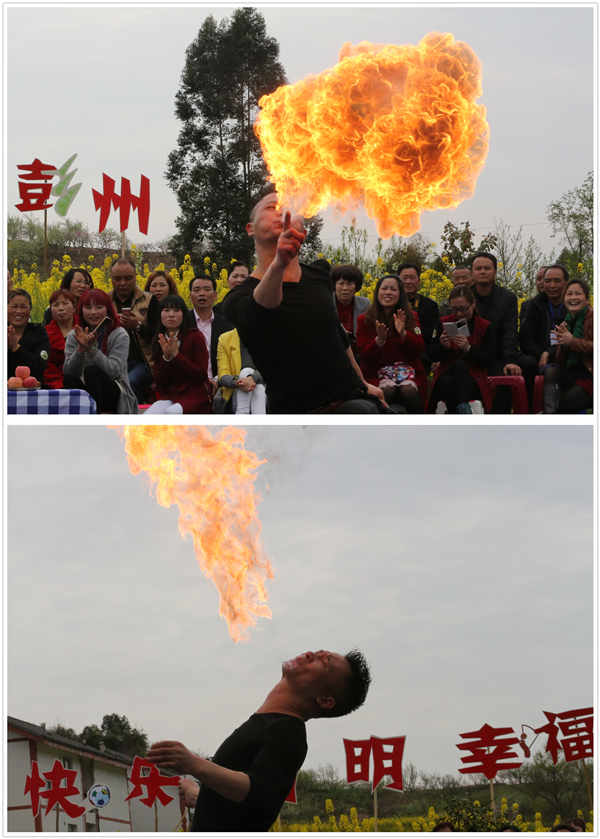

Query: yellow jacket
left=216, top=328, right=242, bottom=403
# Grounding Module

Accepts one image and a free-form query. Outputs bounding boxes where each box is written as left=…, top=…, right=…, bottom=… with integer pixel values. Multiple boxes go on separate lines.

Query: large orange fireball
left=119, top=426, right=272, bottom=642
left=255, top=33, right=489, bottom=238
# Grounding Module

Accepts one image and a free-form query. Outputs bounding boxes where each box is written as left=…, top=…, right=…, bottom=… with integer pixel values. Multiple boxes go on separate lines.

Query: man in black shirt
left=147, top=648, right=371, bottom=832
left=222, top=192, right=383, bottom=413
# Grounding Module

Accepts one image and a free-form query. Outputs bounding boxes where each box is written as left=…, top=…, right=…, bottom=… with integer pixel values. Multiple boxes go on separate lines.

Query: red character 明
left=457, top=723, right=523, bottom=780
left=15, top=159, right=57, bottom=212
left=125, top=756, right=180, bottom=807
left=344, top=736, right=405, bottom=791
left=535, top=708, right=593, bottom=764
left=24, top=759, right=85, bottom=818
left=92, top=173, right=150, bottom=234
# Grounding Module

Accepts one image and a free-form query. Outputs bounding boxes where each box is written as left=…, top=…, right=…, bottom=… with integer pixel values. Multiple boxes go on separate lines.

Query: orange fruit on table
left=7, top=377, right=24, bottom=389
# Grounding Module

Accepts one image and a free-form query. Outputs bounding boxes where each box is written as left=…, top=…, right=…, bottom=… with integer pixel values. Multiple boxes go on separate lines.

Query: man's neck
left=253, top=239, right=301, bottom=283
left=475, top=284, right=494, bottom=299
left=255, top=680, right=307, bottom=721
left=194, top=307, right=213, bottom=322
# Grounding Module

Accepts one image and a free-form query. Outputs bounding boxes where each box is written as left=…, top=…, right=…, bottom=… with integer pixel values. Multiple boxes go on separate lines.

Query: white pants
left=144, top=400, right=184, bottom=414
left=234, top=368, right=267, bottom=414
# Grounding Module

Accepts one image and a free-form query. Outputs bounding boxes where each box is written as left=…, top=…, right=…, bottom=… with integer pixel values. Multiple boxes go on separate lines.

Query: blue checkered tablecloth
left=7, top=388, right=97, bottom=414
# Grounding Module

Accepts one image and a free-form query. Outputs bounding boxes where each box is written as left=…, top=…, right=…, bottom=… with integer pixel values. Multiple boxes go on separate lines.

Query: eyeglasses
left=450, top=304, right=470, bottom=314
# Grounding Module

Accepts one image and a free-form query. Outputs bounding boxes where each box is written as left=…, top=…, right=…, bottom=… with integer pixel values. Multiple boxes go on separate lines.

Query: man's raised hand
left=147, top=741, right=200, bottom=776
left=275, top=211, right=305, bottom=268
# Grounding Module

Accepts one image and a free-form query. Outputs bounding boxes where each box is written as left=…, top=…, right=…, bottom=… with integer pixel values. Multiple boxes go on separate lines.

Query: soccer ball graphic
left=88, top=784, right=111, bottom=808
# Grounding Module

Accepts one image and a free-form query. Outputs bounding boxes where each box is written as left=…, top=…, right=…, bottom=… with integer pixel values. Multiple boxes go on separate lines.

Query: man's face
left=111, top=263, right=136, bottom=301
left=543, top=268, right=566, bottom=303
left=190, top=278, right=217, bottom=311
left=399, top=268, right=419, bottom=296
left=451, top=268, right=472, bottom=288
left=335, top=278, right=357, bottom=305
left=228, top=265, right=248, bottom=289
left=247, top=193, right=283, bottom=243
left=282, top=650, right=350, bottom=712
left=535, top=267, right=547, bottom=293
left=472, top=257, right=496, bottom=295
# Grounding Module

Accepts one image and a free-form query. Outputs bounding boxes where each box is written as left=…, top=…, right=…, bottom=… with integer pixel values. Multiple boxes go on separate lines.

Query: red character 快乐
left=24, top=759, right=86, bottom=818
left=125, top=756, right=180, bottom=807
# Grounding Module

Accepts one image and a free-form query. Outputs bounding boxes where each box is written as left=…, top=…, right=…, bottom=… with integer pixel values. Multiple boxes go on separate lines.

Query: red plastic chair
left=487, top=376, right=529, bottom=414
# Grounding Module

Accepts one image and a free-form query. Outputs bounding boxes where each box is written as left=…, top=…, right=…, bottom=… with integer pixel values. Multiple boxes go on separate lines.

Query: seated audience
left=471, top=251, right=536, bottom=411
left=215, top=328, right=266, bottom=414
left=519, top=264, right=567, bottom=377
left=189, top=275, right=232, bottom=392
left=331, top=263, right=370, bottom=352
left=520, top=265, right=548, bottom=324
left=140, top=270, right=179, bottom=363
left=145, top=295, right=211, bottom=414
left=397, top=262, right=439, bottom=369
left=356, top=274, right=426, bottom=413
left=543, top=278, right=593, bottom=413
left=63, top=289, right=137, bottom=413
left=44, top=289, right=78, bottom=388
left=7, top=289, right=49, bottom=382
left=110, top=257, right=152, bottom=403
left=43, top=268, right=94, bottom=324
left=439, top=265, right=473, bottom=316
left=429, top=286, right=495, bottom=414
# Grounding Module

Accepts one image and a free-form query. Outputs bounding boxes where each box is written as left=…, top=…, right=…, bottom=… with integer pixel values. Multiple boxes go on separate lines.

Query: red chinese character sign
left=15, top=155, right=81, bottom=216
left=15, top=159, right=56, bottom=212
left=457, top=723, right=523, bottom=780
left=92, top=173, right=150, bottom=234
left=344, top=736, right=405, bottom=791
left=125, top=756, right=180, bottom=807
left=24, top=759, right=86, bottom=819
left=534, top=707, right=593, bottom=764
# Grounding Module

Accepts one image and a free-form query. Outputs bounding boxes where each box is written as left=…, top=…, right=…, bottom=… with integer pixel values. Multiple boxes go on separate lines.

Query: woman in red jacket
left=356, top=274, right=426, bottom=412
left=145, top=295, right=211, bottom=414
left=428, top=286, right=495, bottom=413
left=44, top=289, right=78, bottom=388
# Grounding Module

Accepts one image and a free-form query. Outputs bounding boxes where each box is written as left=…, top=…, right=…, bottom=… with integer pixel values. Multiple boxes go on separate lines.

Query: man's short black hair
left=397, top=262, right=421, bottom=276
left=470, top=251, right=497, bottom=271
left=330, top=263, right=364, bottom=292
left=543, top=263, right=570, bottom=283
left=318, top=649, right=371, bottom=719
left=189, top=275, right=216, bottom=292
left=249, top=187, right=278, bottom=222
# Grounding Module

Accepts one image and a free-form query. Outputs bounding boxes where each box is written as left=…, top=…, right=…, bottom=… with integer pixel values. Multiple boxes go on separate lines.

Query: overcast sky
left=6, top=4, right=593, bottom=258
left=7, top=425, right=593, bottom=779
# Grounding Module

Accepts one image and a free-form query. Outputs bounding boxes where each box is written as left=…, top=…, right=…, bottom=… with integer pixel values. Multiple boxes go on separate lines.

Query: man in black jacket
left=397, top=262, right=439, bottom=370
left=471, top=252, right=536, bottom=411
left=519, top=264, right=567, bottom=371
left=147, top=649, right=371, bottom=832
left=189, top=275, right=232, bottom=390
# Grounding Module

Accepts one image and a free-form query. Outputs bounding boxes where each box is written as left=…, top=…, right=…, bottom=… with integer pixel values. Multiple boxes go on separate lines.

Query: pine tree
left=167, top=7, right=319, bottom=267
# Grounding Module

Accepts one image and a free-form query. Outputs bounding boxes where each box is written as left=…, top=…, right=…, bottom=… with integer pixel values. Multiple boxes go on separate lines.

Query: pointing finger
left=283, top=210, right=291, bottom=231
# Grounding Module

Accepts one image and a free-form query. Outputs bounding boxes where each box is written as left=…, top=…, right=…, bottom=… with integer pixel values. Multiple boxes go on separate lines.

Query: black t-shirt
left=222, top=263, right=366, bottom=413
left=191, top=713, right=307, bottom=832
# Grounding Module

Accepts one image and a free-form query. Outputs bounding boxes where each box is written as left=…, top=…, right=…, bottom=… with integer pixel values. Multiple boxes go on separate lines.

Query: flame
left=119, top=426, right=272, bottom=642
left=255, top=33, right=489, bottom=238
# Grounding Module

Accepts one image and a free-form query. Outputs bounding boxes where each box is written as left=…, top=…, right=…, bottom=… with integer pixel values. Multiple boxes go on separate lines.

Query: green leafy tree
left=99, top=713, right=149, bottom=757
left=439, top=220, right=497, bottom=269
left=547, top=171, right=593, bottom=286
left=167, top=7, right=324, bottom=266
left=79, top=724, right=104, bottom=750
